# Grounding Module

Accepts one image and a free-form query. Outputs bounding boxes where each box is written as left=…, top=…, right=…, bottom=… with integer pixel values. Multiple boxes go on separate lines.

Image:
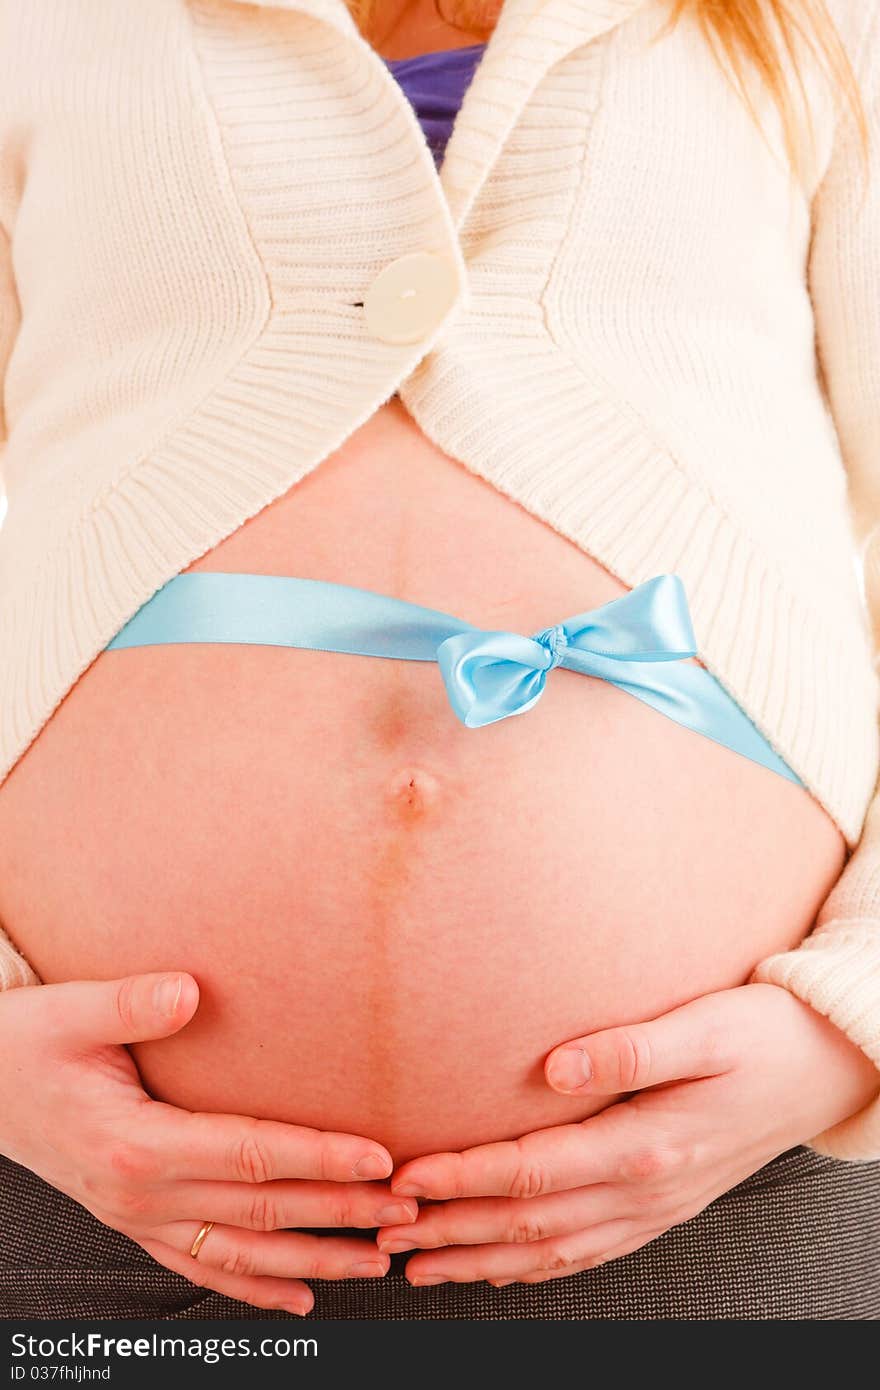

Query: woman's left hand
left=377, top=983, right=880, bottom=1286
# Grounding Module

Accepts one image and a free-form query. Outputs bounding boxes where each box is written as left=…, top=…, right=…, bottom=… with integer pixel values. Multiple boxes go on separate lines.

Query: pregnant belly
left=0, top=399, right=845, bottom=1165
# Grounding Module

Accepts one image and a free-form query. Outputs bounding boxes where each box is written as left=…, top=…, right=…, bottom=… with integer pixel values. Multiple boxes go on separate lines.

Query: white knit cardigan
left=1, top=0, right=880, bottom=1155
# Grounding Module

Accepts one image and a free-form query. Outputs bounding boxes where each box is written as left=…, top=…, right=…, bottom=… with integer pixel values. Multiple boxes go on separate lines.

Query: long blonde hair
left=347, top=1, right=869, bottom=183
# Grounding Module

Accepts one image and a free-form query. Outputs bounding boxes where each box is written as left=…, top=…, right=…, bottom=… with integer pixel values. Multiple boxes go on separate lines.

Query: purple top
left=384, top=42, right=487, bottom=169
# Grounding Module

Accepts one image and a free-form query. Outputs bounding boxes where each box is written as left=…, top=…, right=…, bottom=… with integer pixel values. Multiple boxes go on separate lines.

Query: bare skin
left=0, top=0, right=869, bottom=1311
left=369, top=0, right=505, bottom=59
left=0, top=401, right=847, bottom=1170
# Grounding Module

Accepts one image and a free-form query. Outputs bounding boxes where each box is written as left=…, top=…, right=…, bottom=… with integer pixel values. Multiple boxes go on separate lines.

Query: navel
left=383, top=765, right=444, bottom=823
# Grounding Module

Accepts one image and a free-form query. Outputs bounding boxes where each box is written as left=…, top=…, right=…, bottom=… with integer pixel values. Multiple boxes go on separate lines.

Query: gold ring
left=189, top=1220, right=215, bottom=1260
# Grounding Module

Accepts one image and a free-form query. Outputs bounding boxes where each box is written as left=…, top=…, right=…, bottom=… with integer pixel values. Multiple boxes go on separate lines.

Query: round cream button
left=363, top=251, right=459, bottom=345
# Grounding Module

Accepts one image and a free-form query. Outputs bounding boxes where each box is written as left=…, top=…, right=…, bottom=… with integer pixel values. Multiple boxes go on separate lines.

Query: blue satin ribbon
left=105, top=570, right=803, bottom=786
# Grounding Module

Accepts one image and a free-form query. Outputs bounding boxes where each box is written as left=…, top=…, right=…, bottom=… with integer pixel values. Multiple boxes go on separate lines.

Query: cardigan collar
left=222, top=0, right=649, bottom=228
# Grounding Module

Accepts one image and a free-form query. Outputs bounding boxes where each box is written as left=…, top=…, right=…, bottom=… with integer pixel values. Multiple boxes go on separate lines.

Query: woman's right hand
left=0, top=971, right=415, bottom=1315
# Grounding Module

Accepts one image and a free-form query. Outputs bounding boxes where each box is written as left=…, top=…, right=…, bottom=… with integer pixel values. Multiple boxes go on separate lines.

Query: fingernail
left=154, top=975, right=182, bottom=1018
left=347, top=1260, right=388, bottom=1278
left=490, top=1279, right=515, bottom=1288
left=353, top=1153, right=391, bottom=1180
left=282, top=1298, right=312, bottom=1316
left=391, top=1181, right=424, bottom=1197
left=547, top=1047, right=592, bottom=1093
left=410, top=1273, right=448, bottom=1286
left=374, top=1203, right=416, bottom=1226
left=378, top=1237, right=417, bottom=1254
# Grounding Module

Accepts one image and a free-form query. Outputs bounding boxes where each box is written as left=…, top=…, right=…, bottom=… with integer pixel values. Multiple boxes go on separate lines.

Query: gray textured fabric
left=1, top=1146, right=879, bottom=1320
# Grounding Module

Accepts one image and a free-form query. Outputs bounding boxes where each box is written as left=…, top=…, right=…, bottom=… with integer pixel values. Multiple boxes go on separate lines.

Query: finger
left=391, top=1111, right=639, bottom=1200
left=377, top=1184, right=623, bottom=1253
left=513, top=1225, right=668, bottom=1285
left=138, top=1236, right=314, bottom=1316
left=544, top=992, right=737, bottom=1096
left=402, top=1219, right=636, bottom=1285
left=166, top=1179, right=418, bottom=1232
left=41, top=973, right=201, bottom=1051
left=155, top=1222, right=390, bottom=1283
left=142, top=1105, right=394, bottom=1184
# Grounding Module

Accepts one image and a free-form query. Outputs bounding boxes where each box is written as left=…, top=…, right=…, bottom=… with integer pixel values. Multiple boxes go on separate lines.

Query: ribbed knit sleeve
left=0, top=226, right=40, bottom=992
left=0, top=922, right=38, bottom=989
left=753, top=2, right=880, bottom=1159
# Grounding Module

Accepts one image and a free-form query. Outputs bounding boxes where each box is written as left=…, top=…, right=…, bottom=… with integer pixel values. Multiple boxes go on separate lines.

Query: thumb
left=42, top=972, right=200, bottom=1051
left=544, top=993, right=736, bottom=1096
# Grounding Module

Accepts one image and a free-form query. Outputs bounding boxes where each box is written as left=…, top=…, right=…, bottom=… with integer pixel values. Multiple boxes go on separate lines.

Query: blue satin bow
left=436, top=573, right=697, bottom=728
left=105, top=568, right=802, bottom=786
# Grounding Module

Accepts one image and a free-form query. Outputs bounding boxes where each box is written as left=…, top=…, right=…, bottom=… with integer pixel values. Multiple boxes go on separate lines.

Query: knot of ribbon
left=533, top=624, right=570, bottom=671
left=434, top=573, right=698, bottom=729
